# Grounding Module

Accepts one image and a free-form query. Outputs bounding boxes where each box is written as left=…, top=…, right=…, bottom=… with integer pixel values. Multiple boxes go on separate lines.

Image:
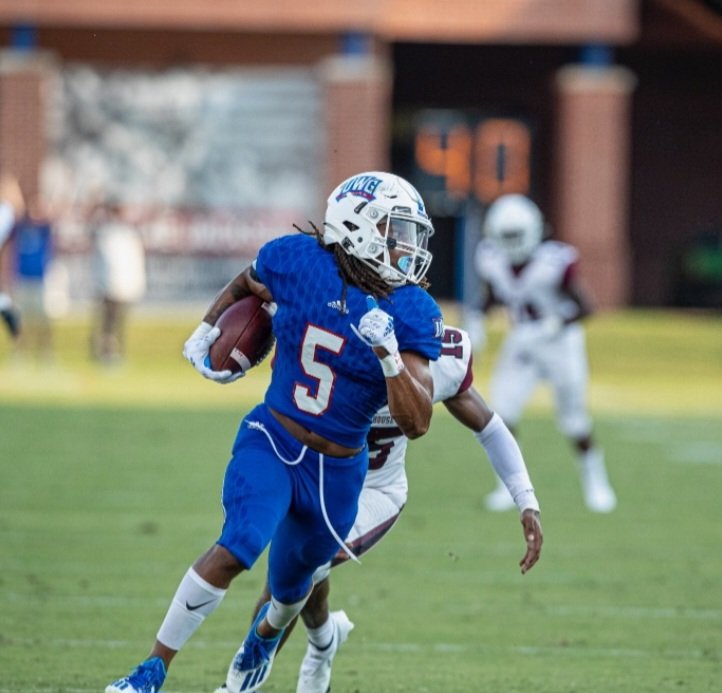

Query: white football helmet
left=323, top=171, right=434, bottom=286
left=483, top=194, right=543, bottom=265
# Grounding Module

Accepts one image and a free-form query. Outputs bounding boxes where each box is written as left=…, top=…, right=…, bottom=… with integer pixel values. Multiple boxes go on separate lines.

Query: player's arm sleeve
left=474, top=413, right=540, bottom=513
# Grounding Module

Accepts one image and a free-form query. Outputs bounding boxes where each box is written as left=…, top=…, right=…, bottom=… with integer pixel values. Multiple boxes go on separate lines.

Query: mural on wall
left=44, top=64, right=323, bottom=301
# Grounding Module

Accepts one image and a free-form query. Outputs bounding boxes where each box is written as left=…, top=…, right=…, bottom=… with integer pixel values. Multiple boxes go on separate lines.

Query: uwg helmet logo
left=335, top=175, right=382, bottom=201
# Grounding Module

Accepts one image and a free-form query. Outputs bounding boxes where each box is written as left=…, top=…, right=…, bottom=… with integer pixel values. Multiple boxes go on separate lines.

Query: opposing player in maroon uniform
left=475, top=194, right=616, bottom=514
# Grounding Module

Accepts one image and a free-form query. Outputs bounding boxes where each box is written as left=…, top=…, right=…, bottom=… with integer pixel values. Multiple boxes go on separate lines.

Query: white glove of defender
left=351, top=296, right=404, bottom=377
left=537, top=315, right=563, bottom=340
left=513, top=315, right=563, bottom=349
left=182, top=322, right=244, bottom=384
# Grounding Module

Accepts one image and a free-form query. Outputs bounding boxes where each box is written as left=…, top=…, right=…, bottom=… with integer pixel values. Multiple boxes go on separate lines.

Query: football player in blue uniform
left=230, top=326, right=543, bottom=693
left=106, top=171, right=444, bottom=693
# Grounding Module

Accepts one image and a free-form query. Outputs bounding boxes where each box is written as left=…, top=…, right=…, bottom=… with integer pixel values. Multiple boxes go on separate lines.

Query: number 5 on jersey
left=294, top=325, right=345, bottom=415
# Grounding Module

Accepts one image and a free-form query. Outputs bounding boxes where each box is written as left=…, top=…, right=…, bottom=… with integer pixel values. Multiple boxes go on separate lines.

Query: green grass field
left=1, top=308, right=721, bottom=692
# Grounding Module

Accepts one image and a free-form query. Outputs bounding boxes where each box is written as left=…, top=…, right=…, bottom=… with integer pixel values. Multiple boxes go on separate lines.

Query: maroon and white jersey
left=364, top=326, right=474, bottom=495
left=476, top=239, right=593, bottom=439
left=475, top=239, right=580, bottom=325
left=318, top=326, right=475, bottom=573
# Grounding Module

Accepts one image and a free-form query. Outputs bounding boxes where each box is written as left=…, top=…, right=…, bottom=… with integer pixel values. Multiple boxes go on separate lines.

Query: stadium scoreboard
left=411, top=109, right=535, bottom=216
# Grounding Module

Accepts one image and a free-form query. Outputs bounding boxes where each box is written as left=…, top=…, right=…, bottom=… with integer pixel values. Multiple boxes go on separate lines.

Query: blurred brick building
left=1, top=0, right=721, bottom=308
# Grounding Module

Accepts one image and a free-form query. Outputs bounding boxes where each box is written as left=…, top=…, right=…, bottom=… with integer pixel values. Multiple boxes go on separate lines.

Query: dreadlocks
left=294, top=221, right=397, bottom=309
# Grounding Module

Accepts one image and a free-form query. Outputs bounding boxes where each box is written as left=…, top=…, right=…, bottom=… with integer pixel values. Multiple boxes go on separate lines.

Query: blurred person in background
left=89, top=198, right=147, bottom=364
left=11, top=191, right=56, bottom=362
left=474, top=194, right=616, bottom=514
left=0, top=173, right=25, bottom=340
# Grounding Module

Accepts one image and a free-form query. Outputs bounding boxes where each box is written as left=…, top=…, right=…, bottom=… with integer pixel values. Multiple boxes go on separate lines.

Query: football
left=209, top=295, right=275, bottom=374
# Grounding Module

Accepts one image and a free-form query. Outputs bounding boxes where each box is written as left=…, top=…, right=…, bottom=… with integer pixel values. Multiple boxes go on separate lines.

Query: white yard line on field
left=5, top=592, right=722, bottom=621
left=545, top=604, right=722, bottom=620
left=0, top=636, right=714, bottom=662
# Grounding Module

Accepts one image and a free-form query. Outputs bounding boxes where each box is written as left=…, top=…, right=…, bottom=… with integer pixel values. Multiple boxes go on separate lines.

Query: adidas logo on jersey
left=327, top=300, right=349, bottom=314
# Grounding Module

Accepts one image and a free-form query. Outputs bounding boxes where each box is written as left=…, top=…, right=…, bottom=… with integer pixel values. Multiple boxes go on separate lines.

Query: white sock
left=306, top=617, right=334, bottom=650
left=580, top=446, right=603, bottom=468
left=266, top=593, right=310, bottom=631
left=156, top=568, right=226, bottom=650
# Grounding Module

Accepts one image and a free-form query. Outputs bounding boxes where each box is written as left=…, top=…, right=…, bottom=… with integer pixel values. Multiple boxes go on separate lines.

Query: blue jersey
left=254, top=234, right=443, bottom=449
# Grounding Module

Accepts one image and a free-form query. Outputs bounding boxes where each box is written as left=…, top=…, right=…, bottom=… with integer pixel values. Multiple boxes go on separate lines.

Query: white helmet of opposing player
left=483, top=194, right=543, bottom=265
left=323, top=171, right=434, bottom=286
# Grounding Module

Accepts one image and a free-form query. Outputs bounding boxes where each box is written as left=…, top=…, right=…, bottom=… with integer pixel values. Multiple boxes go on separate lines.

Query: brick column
left=319, top=52, right=393, bottom=200
left=554, top=65, right=636, bottom=309
left=0, top=51, right=54, bottom=290
left=0, top=51, right=53, bottom=200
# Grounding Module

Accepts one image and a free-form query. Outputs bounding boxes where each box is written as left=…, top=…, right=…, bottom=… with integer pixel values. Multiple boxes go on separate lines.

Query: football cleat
left=580, top=450, right=617, bottom=513
left=296, top=610, right=354, bottom=693
left=225, top=602, right=283, bottom=693
left=105, top=656, right=166, bottom=693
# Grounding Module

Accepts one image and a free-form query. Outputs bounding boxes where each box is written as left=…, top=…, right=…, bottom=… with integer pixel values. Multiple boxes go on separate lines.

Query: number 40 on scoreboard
left=411, top=110, right=535, bottom=214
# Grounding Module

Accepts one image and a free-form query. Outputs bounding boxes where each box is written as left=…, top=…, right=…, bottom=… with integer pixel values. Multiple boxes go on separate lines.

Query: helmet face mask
left=483, top=194, right=543, bottom=265
left=324, top=172, right=434, bottom=286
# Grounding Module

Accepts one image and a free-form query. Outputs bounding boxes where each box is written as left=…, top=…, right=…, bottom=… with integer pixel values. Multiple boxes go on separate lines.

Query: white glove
left=352, top=296, right=399, bottom=352
left=513, top=316, right=563, bottom=348
left=182, top=322, right=245, bottom=384
left=351, top=297, right=404, bottom=377
left=537, top=315, right=563, bottom=340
